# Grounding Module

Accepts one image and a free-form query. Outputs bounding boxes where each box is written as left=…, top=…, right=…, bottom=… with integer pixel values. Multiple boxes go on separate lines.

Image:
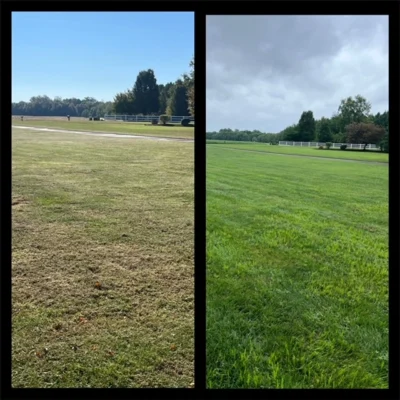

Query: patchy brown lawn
left=12, top=128, right=194, bottom=388
left=12, top=117, right=194, bottom=139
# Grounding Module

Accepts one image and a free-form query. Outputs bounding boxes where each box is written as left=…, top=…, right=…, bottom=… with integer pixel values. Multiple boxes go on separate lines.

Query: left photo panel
left=12, top=11, right=194, bottom=388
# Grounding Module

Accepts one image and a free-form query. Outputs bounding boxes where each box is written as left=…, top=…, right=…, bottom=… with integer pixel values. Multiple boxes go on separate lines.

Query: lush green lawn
left=206, top=144, right=388, bottom=388
left=12, top=119, right=194, bottom=139
left=206, top=141, right=388, bottom=163
left=12, top=128, right=194, bottom=388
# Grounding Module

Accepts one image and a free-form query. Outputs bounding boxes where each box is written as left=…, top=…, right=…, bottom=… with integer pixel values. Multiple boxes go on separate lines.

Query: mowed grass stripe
left=206, top=145, right=388, bottom=388
left=13, top=119, right=194, bottom=139
left=206, top=141, right=388, bottom=163
left=12, top=129, right=194, bottom=388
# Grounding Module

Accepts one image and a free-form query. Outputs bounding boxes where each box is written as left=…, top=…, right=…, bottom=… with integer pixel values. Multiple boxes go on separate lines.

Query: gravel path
left=12, top=125, right=194, bottom=143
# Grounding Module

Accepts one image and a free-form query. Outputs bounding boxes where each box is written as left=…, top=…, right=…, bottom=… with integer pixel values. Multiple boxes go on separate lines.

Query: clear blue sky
left=12, top=12, right=194, bottom=102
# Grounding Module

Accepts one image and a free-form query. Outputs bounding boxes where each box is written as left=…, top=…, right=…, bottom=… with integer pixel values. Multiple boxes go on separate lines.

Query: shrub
left=181, top=118, right=191, bottom=127
left=318, top=145, right=324, bottom=150
left=151, top=118, right=158, bottom=125
left=340, top=144, right=347, bottom=150
left=159, top=115, right=170, bottom=125
left=379, top=134, right=388, bottom=153
left=333, top=132, right=346, bottom=143
left=89, top=117, right=93, bottom=121
left=325, top=142, right=332, bottom=149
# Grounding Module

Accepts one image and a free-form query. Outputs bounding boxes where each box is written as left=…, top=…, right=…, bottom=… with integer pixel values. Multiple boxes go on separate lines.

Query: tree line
left=12, top=96, right=114, bottom=118
left=12, top=56, right=194, bottom=118
left=207, top=95, right=388, bottom=151
left=113, top=56, right=194, bottom=117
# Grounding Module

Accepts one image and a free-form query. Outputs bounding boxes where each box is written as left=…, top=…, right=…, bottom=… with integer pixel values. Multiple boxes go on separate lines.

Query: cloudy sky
left=206, top=15, right=388, bottom=133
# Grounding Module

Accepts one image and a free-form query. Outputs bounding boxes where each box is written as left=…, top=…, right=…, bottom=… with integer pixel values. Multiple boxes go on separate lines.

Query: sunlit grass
left=12, top=128, right=194, bottom=388
left=12, top=118, right=194, bottom=139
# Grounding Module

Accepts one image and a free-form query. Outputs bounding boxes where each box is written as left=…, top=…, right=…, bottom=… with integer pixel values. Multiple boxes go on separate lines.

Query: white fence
left=278, top=141, right=378, bottom=150
left=104, top=114, right=194, bottom=123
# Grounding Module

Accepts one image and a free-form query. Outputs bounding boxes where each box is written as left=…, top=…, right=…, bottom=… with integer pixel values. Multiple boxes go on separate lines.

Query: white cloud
left=206, top=15, right=388, bottom=132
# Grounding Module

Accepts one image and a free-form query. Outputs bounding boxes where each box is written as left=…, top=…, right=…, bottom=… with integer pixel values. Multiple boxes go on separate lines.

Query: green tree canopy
left=132, top=69, right=160, bottom=115
left=158, top=82, right=174, bottom=114
left=372, top=111, right=388, bottom=133
left=317, top=117, right=333, bottom=142
left=167, top=80, right=189, bottom=116
left=281, top=124, right=300, bottom=141
left=186, top=56, right=194, bottom=116
left=297, top=111, right=316, bottom=141
left=12, top=96, right=113, bottom=117
left=113, top=91, right=135, bottom=115
left=338, top=95, right=371, bottom=128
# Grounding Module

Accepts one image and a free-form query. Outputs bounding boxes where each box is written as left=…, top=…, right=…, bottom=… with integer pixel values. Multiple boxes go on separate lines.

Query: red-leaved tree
left=345, top=123, right=386, bottom=151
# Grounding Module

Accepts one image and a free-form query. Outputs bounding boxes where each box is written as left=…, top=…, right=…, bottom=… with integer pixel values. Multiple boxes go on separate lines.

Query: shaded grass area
left=12, top=129, right=194, bottom=388
left=206, top=145, right=388, bottom=388
left=12, top=119, right=194, bottom=139
left=206, top=141, right=388, bottom=163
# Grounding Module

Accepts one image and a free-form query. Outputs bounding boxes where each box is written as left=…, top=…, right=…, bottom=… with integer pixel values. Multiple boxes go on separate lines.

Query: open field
left=12, top=117, right=194, bottom=140
left=206, top=141, right=388, bottom=163
left=206, top=144, right=388, bottom=388
left=13, top=116, right=88, bottom=121
left=12, top=127, right=194, bottom=388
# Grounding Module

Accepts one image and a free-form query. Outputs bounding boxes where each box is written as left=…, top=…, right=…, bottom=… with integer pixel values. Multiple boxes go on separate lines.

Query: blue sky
left=12, top=12, right=194, bottom=102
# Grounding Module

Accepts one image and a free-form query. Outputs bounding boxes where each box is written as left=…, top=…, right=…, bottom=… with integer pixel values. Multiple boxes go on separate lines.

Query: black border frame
left=204, top=7, right=400, bottom=400
left=1, top=2, right=399, bottom=399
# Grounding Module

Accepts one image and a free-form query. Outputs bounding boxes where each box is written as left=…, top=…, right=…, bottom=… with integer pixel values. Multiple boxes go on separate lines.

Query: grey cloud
left=206, top=15, right=388, bottom=132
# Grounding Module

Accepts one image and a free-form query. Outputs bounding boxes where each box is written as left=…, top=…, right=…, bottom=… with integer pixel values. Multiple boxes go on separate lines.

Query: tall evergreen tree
left=132, top=69, right=159, bottom=114
left=167, top=80, right=189, bottom=116
left=158, top=82, right=174, bottom=114
left=297, top=111, right=316, bottom=141
left=317, top=117, right=333, bottom=142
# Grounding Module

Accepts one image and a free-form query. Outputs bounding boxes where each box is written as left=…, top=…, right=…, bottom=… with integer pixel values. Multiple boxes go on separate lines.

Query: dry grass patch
left=12, top=118, right=194, bottom=139
left=12, top=128, right=194, bottom=388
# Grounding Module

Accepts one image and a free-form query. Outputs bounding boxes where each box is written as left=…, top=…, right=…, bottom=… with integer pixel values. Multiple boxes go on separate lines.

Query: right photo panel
left=206, top=15, right=388, bottom=389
